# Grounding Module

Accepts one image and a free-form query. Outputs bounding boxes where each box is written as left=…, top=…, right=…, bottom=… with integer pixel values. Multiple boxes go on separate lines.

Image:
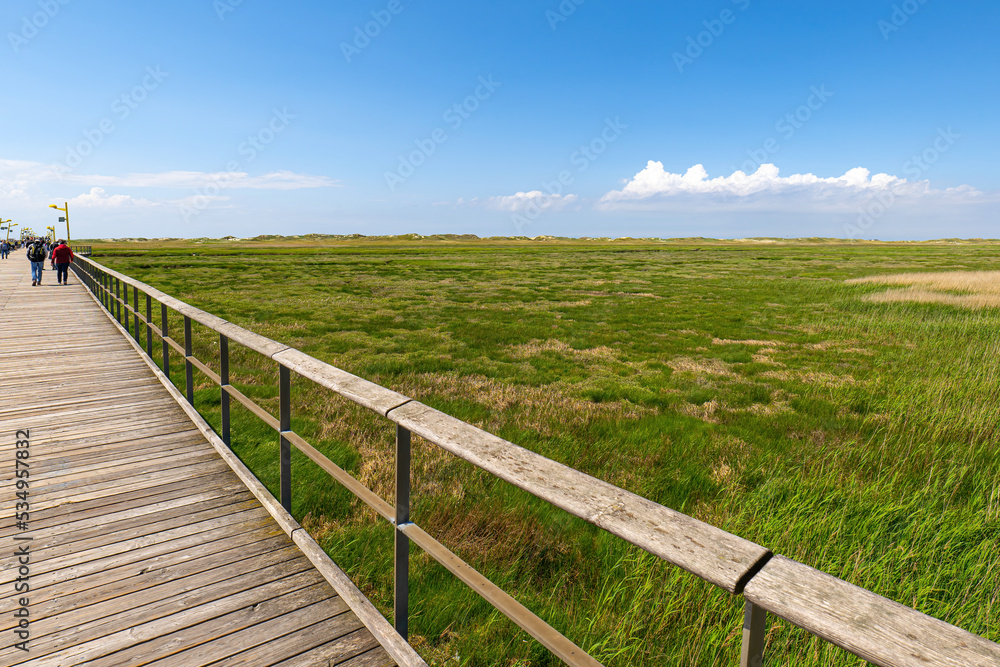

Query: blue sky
left=2, top=0, right=998, bottom=240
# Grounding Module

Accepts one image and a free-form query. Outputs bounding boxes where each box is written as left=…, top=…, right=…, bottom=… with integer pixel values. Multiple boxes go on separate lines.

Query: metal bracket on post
left=184, top=316, right=194, bottom=406
left=220, top=334, right=231, bottom=446
left=395, top=424, right=411, bottom=640
left=740, top=600, right=766, bottom=667
left=278, top=364, right=292, bottom=512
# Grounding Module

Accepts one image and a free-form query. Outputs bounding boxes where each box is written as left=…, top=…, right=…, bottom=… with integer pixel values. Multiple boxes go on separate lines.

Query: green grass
left=91, top=238, right=1000, bottom=666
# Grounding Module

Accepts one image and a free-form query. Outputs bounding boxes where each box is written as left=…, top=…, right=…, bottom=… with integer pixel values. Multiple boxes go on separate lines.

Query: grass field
left=88, top=237, right=1000, bottom=666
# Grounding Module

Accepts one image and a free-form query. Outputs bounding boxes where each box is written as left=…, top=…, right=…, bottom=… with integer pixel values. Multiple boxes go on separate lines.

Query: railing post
left=395, top=424, right=411, bottom=640
left=161, top=304, right=170, bottom=380
left=184, top=315, right=194, bottom=406
left=279, top=364, right=292, bottom=512
left=132, top=286, right=140, bottom=345
left=115, top=277, right=122, bottom=323
left=145, top=295, right=153, bottom=359
left=740, top=600, right=766, bottom=667
left=220, top=334, right=231, bottom=446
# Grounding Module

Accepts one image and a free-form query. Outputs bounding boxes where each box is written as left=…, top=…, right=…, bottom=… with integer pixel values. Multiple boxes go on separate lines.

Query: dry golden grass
left=849, top=271, right=1000, bottom=308
left=712, top=337, right=788, bottom=347
left=397, top=372, right=654, bottom=431
left=667, top=356, right=737, bottom=378
left=506, top=338, right=618, bottom=361
left=761, top=369, right=857, bottom=388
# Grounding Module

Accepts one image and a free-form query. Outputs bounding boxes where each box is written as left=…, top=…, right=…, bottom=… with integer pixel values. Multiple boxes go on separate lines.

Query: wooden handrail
left=72, top=255, right=1000, bottom=667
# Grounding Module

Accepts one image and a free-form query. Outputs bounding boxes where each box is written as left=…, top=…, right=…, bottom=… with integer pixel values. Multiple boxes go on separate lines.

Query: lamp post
left=49, top=202, right=70, bottom=244
left=46, top=226, right=56, bottom=243
left=2, top=222, right=17, bottom=244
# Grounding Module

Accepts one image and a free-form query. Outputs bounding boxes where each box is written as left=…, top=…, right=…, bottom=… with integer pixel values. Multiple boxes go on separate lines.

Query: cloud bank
left=600, top=162, right=984, bottom=210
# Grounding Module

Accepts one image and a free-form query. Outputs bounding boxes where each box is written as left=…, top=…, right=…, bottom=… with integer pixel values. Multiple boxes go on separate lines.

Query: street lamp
left=49, top=202, right=70, bottom=244
left=1, top=222, right=17, bottom=244
left=46, top=226, right=57, bottom=243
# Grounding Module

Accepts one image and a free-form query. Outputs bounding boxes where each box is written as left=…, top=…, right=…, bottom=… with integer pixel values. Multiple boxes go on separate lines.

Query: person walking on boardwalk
left=0, top=240, right=9, bottom=259
left=51, top=239, right=74, bottom=285
left=26, top=238, right=47, bottom=286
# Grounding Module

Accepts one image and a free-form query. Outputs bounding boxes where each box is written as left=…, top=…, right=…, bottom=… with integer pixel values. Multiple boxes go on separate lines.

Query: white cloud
left=486, top=191, right=578, bottom=212
left=70, top=187, right=157, bottom=208
left=600, top=162, right=985, bottom=209
left=0, top=157, right=339, bottom=191
left=69, top=169, right=340, bottom=190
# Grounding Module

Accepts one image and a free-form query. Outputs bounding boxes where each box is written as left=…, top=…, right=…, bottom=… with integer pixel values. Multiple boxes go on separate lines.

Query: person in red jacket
left=51, top=240, right=74, bottom=285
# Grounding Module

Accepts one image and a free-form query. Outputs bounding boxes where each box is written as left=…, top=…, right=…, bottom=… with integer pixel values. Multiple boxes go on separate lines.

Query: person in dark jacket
left=26, top=239, right=46, bottom=286
left=51, top=240, right=74, bottom=285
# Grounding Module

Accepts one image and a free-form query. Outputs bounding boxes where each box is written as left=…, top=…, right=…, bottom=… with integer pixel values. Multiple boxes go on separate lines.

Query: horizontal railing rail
left=71, top=255, right=1000, bottom=667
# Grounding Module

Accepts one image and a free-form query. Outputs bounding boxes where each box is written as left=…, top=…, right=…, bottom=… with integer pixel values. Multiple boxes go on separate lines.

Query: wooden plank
left=337, top=647, right=398, bottom=667
left=268, top=628, right=381, bottom=667
left=2, top=540, right=299, bottom=627
left=4, top=507, right=274, bottom=580
left=9, top=568, right=327, bottom=664
left=0, top=474, right=250, bottom=539
left=101, top=587, right=352, bottom=666
left=25, top=459, right=235, bottom=509
left=3, top=531, right=299, bottom=616
left=744, top=555, right=1000, bottom=667
left=22, top=498, right=263, bottom=564
left=198, top=610, right=366, bottom=666
left=5, top=548, right=315, bottom=647
left=34, top=434, right=208, bottom=473
left=26, top=448, right=221, bottom=490
left=397, top=522, right=599, bottom=666
left=224, top=384, right=280, bottom=430
left=272, top=348, right=412, bottom=416
left=0, top=413, right=197, bottom=441
left=388, top=400, right=770, bottom=593
left=283, top=429, right=394, bottom=521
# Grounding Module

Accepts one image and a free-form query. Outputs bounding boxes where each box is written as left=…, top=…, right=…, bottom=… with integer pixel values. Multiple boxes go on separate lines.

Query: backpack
left=27, top=243, right=46, bottom=261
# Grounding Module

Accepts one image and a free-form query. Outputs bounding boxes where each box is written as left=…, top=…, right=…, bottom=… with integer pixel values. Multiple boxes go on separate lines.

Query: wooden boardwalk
left=0, top=257, right=406, bottom=666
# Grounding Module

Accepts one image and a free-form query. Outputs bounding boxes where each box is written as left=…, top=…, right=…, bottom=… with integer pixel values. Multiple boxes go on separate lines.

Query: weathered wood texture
left=78, top=256, right=771, bottom=594
left=0, top=257, right=405, bottom=666
left=388, top=401, right=769, bottom=593
left=744, top=555, right=1000, bottom=667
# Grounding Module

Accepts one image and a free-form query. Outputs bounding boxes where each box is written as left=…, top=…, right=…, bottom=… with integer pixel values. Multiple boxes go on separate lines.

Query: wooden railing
left=71, top=244, right=92, bottom=256
left=71, top=255, right=1000, bottom=667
